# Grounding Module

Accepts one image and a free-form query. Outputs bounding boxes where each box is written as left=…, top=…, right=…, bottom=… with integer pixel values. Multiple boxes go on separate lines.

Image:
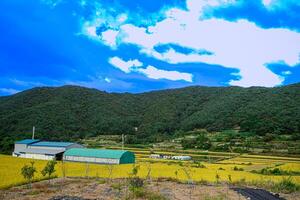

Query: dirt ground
left=0, top=178, right=298, bottom=200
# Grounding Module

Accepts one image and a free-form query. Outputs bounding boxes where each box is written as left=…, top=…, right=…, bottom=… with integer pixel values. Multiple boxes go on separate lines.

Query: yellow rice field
left=0, top=154, right=300, bottom=189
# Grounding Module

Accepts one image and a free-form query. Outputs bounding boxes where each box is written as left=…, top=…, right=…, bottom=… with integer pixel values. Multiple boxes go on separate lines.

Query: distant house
left=171, top=155, right=192, bottom=160
left=149, top=154, right=161, bottom=159
left=13, top=139, right=83, bottom=160
left=149, top=154, right=192, bottom=161
left=63, top=148, right=135, bottom=164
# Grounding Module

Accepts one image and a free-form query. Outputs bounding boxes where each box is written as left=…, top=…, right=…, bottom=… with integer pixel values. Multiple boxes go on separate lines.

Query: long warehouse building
left=13, top=139, right=83, bottom=160
left=63, top=148, right=135, bottom=164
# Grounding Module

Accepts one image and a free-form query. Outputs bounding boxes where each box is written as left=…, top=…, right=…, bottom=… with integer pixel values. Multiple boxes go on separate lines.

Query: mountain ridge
left=0, top=83, right=299, bottom=153
left=3, top=82, right=300, bottom=98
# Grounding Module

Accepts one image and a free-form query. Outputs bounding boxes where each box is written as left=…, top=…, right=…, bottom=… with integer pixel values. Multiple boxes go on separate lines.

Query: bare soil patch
left=0, top=178, right=298, bottom=200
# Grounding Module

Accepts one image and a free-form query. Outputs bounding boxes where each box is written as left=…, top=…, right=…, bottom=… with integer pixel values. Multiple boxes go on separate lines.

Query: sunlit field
left=1, top=152, right=300, bottom=190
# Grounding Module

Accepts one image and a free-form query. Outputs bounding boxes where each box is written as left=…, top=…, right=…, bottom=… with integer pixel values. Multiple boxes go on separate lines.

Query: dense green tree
left=0, top=83, right=299, bottom=153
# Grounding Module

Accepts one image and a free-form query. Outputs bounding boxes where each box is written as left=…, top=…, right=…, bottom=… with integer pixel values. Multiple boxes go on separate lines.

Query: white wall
left=14, top=144, right=27, bottom=152
left=64, top=156, right=119, bottom=164
left=13, top=153, right=55, bottom=160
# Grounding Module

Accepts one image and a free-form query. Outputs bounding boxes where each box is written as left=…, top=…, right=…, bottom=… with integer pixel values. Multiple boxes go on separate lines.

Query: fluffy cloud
left=282, top=71, right=292, bottom=75
left=108, top=57, right=143, bottom=73
left=84, top=0, right=300, bottom=87
left=262, top=0, right=300, bottom=9
left=138, top=65, right=193, bottom=82
left=108, top=56, right=193, bottom=82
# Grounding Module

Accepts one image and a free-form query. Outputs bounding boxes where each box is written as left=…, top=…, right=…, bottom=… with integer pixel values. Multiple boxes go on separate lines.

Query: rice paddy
left=1, top=150, right=300, bottom=190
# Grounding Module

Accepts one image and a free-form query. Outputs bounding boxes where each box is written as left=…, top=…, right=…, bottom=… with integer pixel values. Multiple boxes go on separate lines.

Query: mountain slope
left=0, top=84, right=299, bottom=151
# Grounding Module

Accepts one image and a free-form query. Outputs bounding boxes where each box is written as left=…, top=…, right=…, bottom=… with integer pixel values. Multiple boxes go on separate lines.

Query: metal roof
left=29, top=141, right=75, bottom=147
left=64, top=148, right=130, bottom=159
left=16, top=148, right=65, bottom=155
left=15, top=139, right=40, bottom=145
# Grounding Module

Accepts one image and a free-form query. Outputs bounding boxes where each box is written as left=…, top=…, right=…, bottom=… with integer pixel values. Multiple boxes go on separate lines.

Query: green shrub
left=147, top=192, right=168, bottom=200
left=233, top=166, right=244, bottom=171
left=98, top=179, right=106, bottom=184
left=111, top=182, right=122, bottom=191
left=129, top=177, right=144, bottom=188
left=130, top=187, right=146, bottom=198
left=252, top=167, right=300, bottom=176
left=194, top=161, right=206, bottom=168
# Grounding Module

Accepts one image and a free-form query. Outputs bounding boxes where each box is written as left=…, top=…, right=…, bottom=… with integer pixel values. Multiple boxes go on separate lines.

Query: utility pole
left=32, top=126, right=35, bottom=140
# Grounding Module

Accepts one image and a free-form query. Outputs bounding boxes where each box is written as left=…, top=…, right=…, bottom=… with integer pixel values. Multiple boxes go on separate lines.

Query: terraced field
left=1, top=149, right=299, bottom=190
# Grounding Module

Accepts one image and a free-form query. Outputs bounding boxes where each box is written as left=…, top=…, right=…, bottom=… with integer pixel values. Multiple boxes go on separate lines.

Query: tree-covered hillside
left=0, top=84, right=299, bottom=152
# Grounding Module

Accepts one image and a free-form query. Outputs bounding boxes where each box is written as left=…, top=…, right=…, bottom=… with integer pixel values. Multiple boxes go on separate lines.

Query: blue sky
left=0, top=0, right=299, bottom=95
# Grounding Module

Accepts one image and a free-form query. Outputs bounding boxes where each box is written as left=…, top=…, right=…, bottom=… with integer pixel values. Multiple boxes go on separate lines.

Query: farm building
left=63, top=148, right=135, bottom=164
left=12, top=139, right=83, bottom=160
left=150, top=154, right=191, bottom=160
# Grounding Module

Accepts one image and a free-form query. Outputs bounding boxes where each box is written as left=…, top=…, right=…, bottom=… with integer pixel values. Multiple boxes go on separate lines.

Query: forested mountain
left=0, top=83, right=299, bottom=152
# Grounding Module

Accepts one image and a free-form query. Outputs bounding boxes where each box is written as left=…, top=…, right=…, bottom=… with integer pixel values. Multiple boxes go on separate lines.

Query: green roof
left=64, top=148, right=132, bottom=159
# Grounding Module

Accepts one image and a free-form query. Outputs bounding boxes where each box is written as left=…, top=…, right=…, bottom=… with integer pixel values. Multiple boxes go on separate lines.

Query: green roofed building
left=63, top=148, right=135, bottom=164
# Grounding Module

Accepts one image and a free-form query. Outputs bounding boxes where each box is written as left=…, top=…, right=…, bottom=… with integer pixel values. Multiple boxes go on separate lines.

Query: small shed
left=63, top=148, right=135, bottom=164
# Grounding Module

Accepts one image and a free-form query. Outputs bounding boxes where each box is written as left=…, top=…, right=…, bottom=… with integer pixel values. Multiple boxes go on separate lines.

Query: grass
left=248, top=177, right=300, bottom=193
left=273, top=177, right=300, bottom=193
left=0, top=153, right=299, bottom=193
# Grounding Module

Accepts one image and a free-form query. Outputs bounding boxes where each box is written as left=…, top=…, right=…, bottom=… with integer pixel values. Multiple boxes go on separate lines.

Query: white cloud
left=262, top=0, right=300, bottom=9
left=104, top=77, right=111, bottom=83
left=138, top=65, right=193, bottom=82
left=108, top=57, right=193, bottom=82
left=262, top=0, right=272, bottom=6
left=117, top=14, right=128, bottom=23
left=86, top=26, right=97, bottom=37
left=10, top=78, right=44, bottom=87
left=65, top=76, right=132, bottom=91
left=0, top=88, right=20, bottom=95
left=85, top=0, right=300, bottom=87
left=101, top=29, right=119, bottom=47
left=282, top=71, right=292, bottom=75
left=108, top=57, right=143, bottom=73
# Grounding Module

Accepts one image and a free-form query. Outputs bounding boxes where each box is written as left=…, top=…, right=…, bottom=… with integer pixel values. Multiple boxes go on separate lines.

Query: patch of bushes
left=233, top=166, right=244, bottom=171
left=129, top=177, right=144, bottom=188
left=251, top=168, right=300, bottom=176
left=98, top=179, right=106, bottom=184
left=127, top=177, right=167, bottom=200
left=111, top=182, right=123, bottom=191
left=193, top=161, right=206, bottom=168
left=128, top=187, right=167, bottom=200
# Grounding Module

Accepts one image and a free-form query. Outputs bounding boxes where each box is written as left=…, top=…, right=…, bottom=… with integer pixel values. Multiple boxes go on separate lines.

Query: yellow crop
left=0, top=154, right=299, bottom=189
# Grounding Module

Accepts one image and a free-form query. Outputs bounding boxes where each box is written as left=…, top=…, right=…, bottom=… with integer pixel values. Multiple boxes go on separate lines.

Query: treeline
left=0, top=83, right=299, bottom=153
